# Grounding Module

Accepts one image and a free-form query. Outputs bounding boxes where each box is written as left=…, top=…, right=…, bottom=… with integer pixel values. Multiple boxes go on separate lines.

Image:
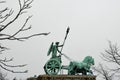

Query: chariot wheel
left=44, top=58, right=61, bottom=75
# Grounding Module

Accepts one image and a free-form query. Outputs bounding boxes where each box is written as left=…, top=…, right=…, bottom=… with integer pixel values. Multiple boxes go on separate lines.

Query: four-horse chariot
left=44, top=27, right=94, bottom=75
left=44, top=42, right=94, bottom=75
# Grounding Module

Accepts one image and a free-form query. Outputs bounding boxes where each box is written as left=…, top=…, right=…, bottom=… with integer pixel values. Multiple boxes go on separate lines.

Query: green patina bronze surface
left=44, top=44, right=94, bottom=75
left=47, top=42, right=63, bottom=58
left=44, top=28, right=94, bottom=75
left=67, top=56, right=94, bottom=75
left=44, top=42, right=63, bottom=75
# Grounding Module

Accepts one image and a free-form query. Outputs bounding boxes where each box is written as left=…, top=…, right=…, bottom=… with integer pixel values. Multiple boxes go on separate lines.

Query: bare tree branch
left=0, top=0, right=5, bottom=3
left=0, top=8, right=13, bottom=24
left=101, top=41, right=120, bottom=66
left=0, top=0, right=50, bottom=73
left=0, top=0, right=49, bottom=41
left=0, top=57, right=13, bottom=62
left=0, top=64, right=28, bottom=73
left=93, top=64, right=114, bottom=80
left=98, top=41, right=120, bottom=80
left=0, top=69, right=8, bottom=80
left=0, top=44, right=8, bottom=54
left=0, top=61, right=27, bottom=67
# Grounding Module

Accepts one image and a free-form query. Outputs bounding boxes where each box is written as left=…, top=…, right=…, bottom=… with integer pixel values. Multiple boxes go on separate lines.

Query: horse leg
left=82, top=70, right=87, bottom=75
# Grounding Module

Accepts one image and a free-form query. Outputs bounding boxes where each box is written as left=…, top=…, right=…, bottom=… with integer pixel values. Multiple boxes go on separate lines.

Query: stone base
left=37, top=75, right=96, bottom=80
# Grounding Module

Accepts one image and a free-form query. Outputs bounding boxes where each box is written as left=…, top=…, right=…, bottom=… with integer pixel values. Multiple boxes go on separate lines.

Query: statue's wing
left=47, top=42, right=54, bottom=56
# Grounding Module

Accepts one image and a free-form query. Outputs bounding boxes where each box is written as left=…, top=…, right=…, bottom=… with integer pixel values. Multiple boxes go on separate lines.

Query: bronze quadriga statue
left=44, top=27, right=95, bottom=76
left=40, top=28, right=96, bottom=80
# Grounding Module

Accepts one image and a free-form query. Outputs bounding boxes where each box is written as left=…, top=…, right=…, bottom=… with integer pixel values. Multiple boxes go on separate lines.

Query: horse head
left=82, top=56, right=94, bottom=66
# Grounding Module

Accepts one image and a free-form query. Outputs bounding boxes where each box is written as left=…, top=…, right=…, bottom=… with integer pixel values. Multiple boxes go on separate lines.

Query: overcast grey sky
left=2, top=0, right=120, bottom=79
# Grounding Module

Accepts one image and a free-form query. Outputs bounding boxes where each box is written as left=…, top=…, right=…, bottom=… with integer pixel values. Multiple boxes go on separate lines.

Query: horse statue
left=67, top=56, right=94, bottom=75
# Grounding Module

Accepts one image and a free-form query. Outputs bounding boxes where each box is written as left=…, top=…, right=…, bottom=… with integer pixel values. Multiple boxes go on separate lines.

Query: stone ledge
left=37, top=75, right=96, bottom=80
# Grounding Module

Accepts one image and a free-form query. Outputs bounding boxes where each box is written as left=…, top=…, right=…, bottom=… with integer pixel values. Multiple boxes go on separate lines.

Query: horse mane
left=82, top=56, right=94, bottom=65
